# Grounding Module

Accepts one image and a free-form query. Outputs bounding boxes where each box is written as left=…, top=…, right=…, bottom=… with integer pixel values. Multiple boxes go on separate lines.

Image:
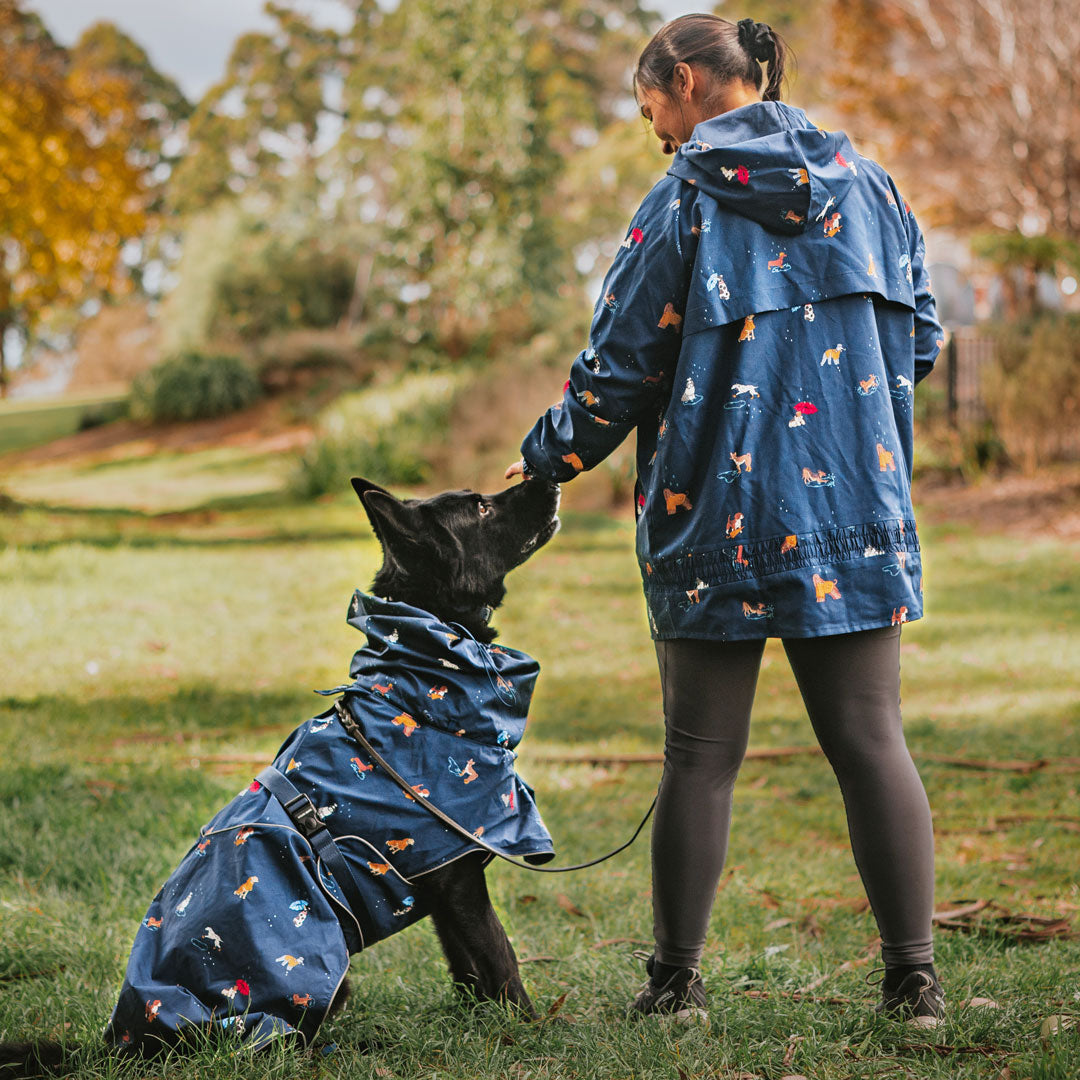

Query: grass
left=1, top=464, right=1079, bottom=1079
left=0, top=390, right=129, bottom=456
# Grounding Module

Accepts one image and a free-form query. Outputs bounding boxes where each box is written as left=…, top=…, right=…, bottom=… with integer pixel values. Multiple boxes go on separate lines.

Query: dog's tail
left=0, top=1041, right=70, bottom=1078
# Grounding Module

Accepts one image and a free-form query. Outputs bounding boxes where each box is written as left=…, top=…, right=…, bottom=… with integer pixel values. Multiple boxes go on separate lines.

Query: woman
left=507, top=15, right=945, bottom=1025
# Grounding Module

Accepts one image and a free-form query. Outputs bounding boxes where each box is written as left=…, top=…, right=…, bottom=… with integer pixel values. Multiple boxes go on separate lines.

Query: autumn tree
left=0, top=1, right=179, bottom=394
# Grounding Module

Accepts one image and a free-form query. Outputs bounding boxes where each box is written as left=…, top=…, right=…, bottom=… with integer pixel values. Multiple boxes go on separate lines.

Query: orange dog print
left=781, top=534, right=798, bottom=554
left=233, top=876, right=259, bottom=900
left=386, top=837, right=415, bottom=853
left=233, top=827, right=254, bottom=847
left=726, top=512, right=744, bottom=538
left=392, top=712, right=418, bottom=736
left=730, top=451, right=752, bottom=473
left=876, top=443, right=896, bottom=471
left=658, top=303, right=683, bottom=330
left=428, top=685, right=448, bottom=699
left=292, top=994, right=313, bottom=1008
left=372, top=682, right=393, bottom=695
left=768, top=251, right=788, bottom=271
left=366, top=862, right=391, bottom=876
left=812, top=574, right=842, bottom=602
left=664, top=489, right=692, bottom=514
left=891, top=606, right=908, bottom=625
left=739, top=314, right=756, bottom=341
left=562, top=452, right=584, bottom=472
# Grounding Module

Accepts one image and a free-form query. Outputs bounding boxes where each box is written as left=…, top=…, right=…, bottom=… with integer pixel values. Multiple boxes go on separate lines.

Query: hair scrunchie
left=737, top=17, right=774, bottom=63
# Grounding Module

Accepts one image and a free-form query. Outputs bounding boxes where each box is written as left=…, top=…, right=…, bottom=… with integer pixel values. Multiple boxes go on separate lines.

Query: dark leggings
left=651, top=626, right=935, bottom=969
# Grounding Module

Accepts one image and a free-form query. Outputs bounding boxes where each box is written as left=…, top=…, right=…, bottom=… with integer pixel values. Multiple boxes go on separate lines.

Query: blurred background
left=1, top=0, right=1078, bottom=502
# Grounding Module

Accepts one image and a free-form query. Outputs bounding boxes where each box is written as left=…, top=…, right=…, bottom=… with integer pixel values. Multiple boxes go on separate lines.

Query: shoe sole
left=906, top=1014, right=941, bottom=1029
left=638, top=1006, right=709, bottom=1024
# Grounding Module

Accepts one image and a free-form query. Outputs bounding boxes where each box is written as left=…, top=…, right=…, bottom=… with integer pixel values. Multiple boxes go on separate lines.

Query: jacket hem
left=641, top=519, right=918, bottom=589
left=650, top=610, right=922, bottom=642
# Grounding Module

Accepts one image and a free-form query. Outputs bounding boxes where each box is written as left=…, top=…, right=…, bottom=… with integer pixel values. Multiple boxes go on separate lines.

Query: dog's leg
left=420, top=854, right=537, bottom=1018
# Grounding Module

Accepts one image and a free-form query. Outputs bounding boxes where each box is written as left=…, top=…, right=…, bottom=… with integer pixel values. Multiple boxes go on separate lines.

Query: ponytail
left=635, top=14, right=791, bottom=106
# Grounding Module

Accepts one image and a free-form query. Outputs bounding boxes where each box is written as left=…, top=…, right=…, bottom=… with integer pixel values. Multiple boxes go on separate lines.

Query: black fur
left=0, top=476, right=560, bottom=1075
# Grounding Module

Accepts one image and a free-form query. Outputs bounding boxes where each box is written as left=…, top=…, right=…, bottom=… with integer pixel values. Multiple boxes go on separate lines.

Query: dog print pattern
left=520, top=101, right=940, bottom=640
left=105, top=593, right=553, bottom=1053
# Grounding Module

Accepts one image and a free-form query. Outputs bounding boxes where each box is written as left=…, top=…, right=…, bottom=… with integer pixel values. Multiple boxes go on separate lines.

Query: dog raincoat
left=521, top=101, right=944, bottom=640
left=105, top=592, right=553, bottom=1052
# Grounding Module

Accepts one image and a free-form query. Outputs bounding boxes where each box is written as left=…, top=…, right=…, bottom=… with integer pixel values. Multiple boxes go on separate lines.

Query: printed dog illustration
left=739, top=314, right=756, bottom=341
left=730, top=451, right=752, bottom=474
left=813, top=574, right=842, bottom=602
left=820, top=344, right=845, bottom=366
left=1, top=477, right=562, bottom=1074
left=664, top=488, right=693, bottom=515
left=876, top=443, right=897, bottom=472
left=658, top=302, right=683, bottom=330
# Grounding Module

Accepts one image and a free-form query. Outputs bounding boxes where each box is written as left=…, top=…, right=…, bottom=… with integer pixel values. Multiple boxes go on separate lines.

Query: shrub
left=981, top=314, right=1080, bottom=471
left=290, top=372, right=458, bottom=498
left=132, top=352, right=262, bottom=423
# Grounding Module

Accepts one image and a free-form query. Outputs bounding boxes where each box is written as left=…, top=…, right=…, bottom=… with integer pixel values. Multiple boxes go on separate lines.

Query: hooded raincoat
left=521, top=102, right=943, bottom=640
left=106, top=592, right=553, bottom=1053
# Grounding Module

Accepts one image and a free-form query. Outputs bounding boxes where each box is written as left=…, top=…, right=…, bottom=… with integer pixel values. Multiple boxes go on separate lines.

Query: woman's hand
left=504, top=460, right=526, bottom=480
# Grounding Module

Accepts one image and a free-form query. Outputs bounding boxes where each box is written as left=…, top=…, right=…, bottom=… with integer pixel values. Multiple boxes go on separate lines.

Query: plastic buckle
left=284, top=792, right=323, bottom=838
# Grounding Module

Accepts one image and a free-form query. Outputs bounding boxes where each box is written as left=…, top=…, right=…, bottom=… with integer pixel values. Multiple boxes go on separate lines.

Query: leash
left=333, top=699, right=656, bottom=874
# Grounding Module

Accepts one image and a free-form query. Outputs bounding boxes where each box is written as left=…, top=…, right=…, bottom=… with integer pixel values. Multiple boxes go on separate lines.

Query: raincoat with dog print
left=521, top=101, right=943, bottom=640
left=105, top=592, right=552, bottom=1052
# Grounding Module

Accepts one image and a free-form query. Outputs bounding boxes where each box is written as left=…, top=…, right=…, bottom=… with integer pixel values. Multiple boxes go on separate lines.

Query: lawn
left=1, top=456, right=1078, bottom=1079
left=0, top=391, right=129, bottom=456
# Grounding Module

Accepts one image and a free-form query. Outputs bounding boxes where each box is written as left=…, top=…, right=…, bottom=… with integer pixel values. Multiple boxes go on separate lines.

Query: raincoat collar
left=338, top=591, right=539, bottom=748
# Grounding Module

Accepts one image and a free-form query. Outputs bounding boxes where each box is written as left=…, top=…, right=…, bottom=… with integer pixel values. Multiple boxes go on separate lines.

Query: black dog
left=0, top=475, right=561, bottom=1076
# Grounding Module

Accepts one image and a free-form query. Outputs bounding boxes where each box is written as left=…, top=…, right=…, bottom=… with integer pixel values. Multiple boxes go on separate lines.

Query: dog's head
left=352, top=476, right=561, bottom=643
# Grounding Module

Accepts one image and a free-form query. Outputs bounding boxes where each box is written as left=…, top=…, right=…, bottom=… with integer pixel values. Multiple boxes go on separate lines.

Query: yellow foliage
left=0, top=2, right=148, bottom=364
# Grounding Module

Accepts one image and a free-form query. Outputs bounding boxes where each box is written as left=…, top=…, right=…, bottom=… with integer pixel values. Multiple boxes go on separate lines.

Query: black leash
left=333, top=699, right=655, bottom=874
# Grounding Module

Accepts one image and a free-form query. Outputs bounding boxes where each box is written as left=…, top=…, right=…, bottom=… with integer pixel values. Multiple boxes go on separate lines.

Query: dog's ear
left=351, top=476, right=395, bottom=503
left=355, top=487, right=421, bottom=560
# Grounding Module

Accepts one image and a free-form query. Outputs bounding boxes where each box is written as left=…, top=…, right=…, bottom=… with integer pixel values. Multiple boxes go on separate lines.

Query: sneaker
left=871, top=967, right=945, bottom=1028
left=628, top=953, right=708, bottom=1022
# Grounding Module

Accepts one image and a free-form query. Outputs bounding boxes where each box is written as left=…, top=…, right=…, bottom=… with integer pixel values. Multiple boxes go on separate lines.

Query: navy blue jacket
left=105, top=593, right=553, bottom=1052
left=521, top=102, right=943, bottom=640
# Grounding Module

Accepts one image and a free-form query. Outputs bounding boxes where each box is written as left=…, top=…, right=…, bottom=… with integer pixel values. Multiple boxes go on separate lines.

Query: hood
left=667, top=101, right=861, bottom=235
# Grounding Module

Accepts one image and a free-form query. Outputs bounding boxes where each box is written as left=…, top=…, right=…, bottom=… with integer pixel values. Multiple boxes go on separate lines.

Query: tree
left=167, top=2, right=341, bottom=215
left=821, top=0, right=1079, bottom=240
left=0, top=1, right=151, bottom=395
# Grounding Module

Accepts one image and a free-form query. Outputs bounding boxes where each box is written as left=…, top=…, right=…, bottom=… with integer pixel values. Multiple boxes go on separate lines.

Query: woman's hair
left=634, top=14, right=790, bottom=105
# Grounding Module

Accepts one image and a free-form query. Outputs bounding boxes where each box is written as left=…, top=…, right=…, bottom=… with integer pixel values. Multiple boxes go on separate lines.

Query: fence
left=943, top=327, right=993, bottom=428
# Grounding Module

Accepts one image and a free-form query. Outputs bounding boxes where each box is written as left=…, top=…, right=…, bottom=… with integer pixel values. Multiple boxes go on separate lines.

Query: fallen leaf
left=547, top=991, right=569, bottom=1018
left=517, top=895, right=537, bottom=904
left=1040, top=1014, right=1076, bottom=1040
left=764, top=918, right=794, bottom=932
left=555, top=893, right=587, bottom=917
left=963, top=997, right=1000, bottom=1009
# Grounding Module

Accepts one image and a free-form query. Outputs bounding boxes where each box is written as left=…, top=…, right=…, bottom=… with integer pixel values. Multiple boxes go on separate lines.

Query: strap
left=255, top=765, right=374, bottom=952
left=333, top=699, right=655, bottom=874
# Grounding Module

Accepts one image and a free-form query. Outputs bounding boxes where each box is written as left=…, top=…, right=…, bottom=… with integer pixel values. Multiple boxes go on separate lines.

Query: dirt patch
left=915, top=464, right=1080, bottom=539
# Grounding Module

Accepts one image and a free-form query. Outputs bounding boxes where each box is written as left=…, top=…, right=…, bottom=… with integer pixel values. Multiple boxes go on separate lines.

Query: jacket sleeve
left=520, top=175, right=698, bottom=482
left=906, top=210, right=944, bottom=385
